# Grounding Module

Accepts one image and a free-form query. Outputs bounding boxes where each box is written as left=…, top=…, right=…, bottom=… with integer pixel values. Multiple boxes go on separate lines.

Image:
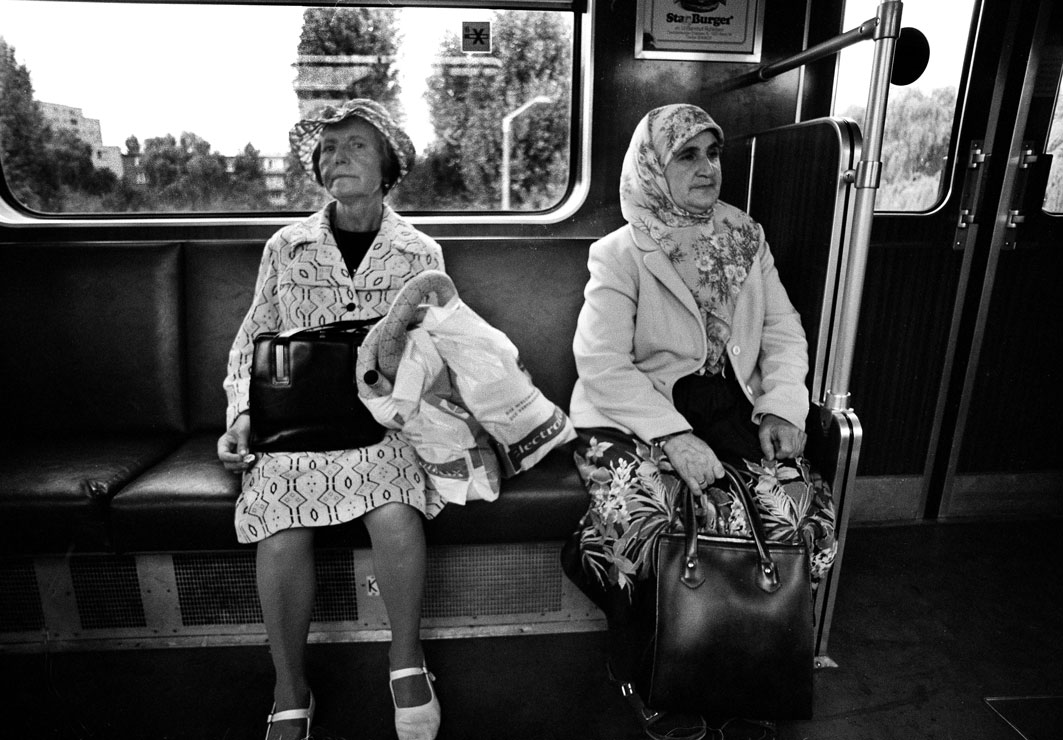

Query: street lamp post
left=501, top=95, right=552, bottom=210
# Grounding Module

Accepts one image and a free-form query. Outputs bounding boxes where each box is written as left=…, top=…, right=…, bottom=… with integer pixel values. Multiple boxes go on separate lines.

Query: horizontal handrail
left=757, top=19, right=880, bottom=81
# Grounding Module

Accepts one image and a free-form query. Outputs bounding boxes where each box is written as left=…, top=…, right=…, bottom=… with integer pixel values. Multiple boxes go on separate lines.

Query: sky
left=1, top=2, right=305, bottom=154
left=0, top=0, right=972, bottom=157
left=0, top=1, right=488, bottom=155
left=835, top=0, right=976, bottom=110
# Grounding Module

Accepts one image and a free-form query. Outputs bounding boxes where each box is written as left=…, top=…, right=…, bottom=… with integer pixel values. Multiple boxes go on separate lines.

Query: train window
left=834, top=0, right=976, bottom=212
left=0, top=1, right=576, bottom=218
left=1043, top=83, right=1063, bottom=214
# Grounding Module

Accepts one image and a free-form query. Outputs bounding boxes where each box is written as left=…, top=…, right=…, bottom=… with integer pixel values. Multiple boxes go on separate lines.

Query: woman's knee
left=363, top=502, right=424, bottom=547
left=257, top=527, right=315, bottom=561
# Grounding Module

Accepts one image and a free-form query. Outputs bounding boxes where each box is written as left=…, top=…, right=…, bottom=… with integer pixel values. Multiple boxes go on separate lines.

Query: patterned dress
left=571, top=433, right=837, bottom=595
left=224, top=202, right=445, bottom=544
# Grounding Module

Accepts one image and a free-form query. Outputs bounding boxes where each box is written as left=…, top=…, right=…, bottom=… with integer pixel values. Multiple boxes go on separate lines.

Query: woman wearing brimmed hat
left=218, top=99, right=444, bottom=740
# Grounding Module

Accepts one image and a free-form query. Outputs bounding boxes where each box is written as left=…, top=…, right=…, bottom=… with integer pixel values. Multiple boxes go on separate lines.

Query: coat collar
left=286, top=202, right=434, bottom=290
left=630, top=224, right=702, bottom=320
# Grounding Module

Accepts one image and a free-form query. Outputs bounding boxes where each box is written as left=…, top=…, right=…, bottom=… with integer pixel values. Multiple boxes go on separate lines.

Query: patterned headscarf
left=621, top=104, right=758, bottom=376
left=289, top=98, right=416, bottom=189
left=620, top=103, right=724, bottom=230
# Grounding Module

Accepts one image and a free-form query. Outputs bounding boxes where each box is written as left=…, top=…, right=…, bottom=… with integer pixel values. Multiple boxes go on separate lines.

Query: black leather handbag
left=638, top=462, right=815, bottom=720
left=249, top=319, right=387, bottom=453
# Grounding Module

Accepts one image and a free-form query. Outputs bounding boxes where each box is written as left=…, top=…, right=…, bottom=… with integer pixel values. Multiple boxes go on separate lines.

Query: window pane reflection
left=0, top=2, right=574, bottom=216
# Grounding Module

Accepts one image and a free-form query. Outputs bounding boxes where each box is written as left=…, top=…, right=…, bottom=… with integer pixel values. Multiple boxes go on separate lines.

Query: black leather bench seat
left=0, top=238, right=592, bottom=559
left=108, top=438, right=586, bottom=552
left=0, top=432, right=183, bottom=554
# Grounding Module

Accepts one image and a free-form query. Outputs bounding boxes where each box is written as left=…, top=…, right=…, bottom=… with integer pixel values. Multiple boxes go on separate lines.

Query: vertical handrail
left=824, top=1, right=903, bottom=412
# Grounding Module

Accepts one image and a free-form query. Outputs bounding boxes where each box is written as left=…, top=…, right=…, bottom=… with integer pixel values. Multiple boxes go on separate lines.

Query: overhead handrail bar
left=756, top=19, right=880, bottom=82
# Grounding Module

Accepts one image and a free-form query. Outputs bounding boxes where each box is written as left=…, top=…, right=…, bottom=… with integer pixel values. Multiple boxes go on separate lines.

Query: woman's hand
left=758, top=413, right=806, bottom=461
left=662, top=432, right=726, bottom=491
left=217, top=413, right=254, bottom=474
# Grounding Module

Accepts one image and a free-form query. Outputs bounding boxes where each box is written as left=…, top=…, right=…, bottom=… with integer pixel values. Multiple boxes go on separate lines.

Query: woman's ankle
left=388, top=641, right=425, bottom=671
left=272, top=681, right=311, bottom=709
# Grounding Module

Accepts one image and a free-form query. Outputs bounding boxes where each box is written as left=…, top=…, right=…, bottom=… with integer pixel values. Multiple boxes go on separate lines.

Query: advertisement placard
left=636, top=0, right=765, bottom=62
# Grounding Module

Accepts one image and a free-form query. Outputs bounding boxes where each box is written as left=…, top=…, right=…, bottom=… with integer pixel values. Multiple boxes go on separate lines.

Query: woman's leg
left=563, top=428, right=660, bottom=685
left=560, top=532, right=646, bottom=681
left=257, top=527, right=316, bottom=738
left=362, top=502, right=432, bottom=707
left=561, top=476, right=705, bottom=740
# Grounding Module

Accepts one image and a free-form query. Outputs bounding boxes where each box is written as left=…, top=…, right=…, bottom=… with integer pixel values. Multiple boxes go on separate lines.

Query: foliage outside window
left=834, top=0, right=974, bottom=212
left=0, top=2, right=574, bottom=216
left=1041, top=88, right=1063, bottom=213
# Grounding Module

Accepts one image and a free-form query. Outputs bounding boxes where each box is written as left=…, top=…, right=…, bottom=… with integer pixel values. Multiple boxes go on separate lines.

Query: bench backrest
left=722, top=117, right=861, bottom=405
left=0, top=242, right=185, bottom=435
left=183, top=237, right=591, bottom=432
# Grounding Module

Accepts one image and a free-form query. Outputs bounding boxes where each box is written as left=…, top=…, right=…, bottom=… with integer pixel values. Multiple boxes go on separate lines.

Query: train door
left=929, top=0, right=1063, bottom=518
left=840, top=0, right=1063, bottom=519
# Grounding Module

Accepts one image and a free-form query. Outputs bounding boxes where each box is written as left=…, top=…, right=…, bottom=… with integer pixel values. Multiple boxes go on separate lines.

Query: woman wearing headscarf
left=217, top=99, right=443, bottom=740
left=563, top=104, right=835, bottom=739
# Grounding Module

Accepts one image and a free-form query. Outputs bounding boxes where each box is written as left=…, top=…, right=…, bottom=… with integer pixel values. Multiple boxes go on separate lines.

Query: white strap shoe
left=264, top=690, right=315, bottom=740
left=389, top=664, right=441, bottom=740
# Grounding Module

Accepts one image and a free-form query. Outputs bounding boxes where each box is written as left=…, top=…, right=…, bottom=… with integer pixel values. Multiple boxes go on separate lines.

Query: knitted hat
left=289, top=98, right=416, bottom=187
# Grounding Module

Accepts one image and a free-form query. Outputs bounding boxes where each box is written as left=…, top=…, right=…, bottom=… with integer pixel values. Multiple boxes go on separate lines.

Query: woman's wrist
left=651, top=430, right=689, bottom=447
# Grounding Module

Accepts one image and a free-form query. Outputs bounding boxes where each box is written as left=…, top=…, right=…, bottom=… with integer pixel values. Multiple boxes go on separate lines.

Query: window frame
left=0, top=0, right=593, bottom=229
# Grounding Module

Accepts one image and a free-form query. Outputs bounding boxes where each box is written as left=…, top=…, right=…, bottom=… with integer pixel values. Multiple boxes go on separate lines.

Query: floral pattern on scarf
left=620, top=104, right=761, bottom=375
left=573, top=437, right=837, bottom=595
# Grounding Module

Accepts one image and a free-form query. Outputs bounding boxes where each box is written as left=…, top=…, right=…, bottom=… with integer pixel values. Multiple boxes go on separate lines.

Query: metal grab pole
left=824, top=0, right=903, bottom=412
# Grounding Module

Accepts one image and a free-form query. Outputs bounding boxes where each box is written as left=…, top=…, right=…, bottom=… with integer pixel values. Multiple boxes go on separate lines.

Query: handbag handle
left=680, top=461, right=781, bottom=594
left=274, top=318, right=380, bottom=343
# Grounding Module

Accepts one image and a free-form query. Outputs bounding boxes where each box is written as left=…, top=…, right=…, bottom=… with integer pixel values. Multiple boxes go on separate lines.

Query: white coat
left=569, top=201, right=809, bottom=443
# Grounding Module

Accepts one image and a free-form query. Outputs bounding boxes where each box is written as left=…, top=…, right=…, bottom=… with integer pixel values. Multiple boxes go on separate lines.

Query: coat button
left=731, top=345, right=741, bottom=355
left=346, top=302, right=357, bottom=312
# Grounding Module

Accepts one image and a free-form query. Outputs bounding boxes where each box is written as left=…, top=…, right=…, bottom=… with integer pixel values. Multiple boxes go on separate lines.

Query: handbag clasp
left=757, top=560, right=781, bottom=593
left=682, top=555, right=705, bottom=588
left=272, top=344, right=290, bottom=384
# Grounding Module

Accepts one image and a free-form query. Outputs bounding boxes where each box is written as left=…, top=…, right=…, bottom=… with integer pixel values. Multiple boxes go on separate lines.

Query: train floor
left=3, top=519, right=1062, bottom=740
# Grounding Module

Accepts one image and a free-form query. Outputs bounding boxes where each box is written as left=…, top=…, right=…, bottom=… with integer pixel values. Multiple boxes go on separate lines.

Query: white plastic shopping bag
left=358, top=321, right=500, bottom=505
left=419, top=285, right=576, bottom=477
left=392, top=328, right=500, bottom=504
left=402, top=394, right=501, bottom=505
